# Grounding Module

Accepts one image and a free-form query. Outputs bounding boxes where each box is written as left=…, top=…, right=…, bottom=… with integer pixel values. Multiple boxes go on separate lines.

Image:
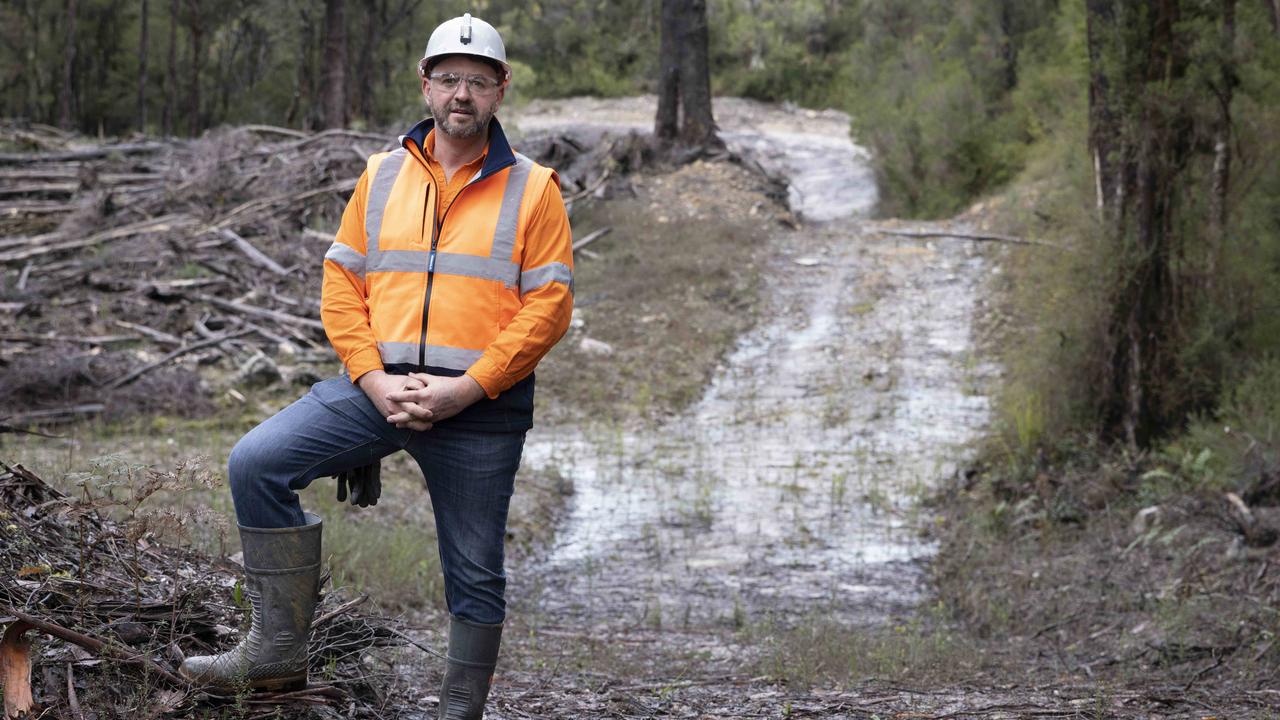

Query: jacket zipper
left=415, top=158, right=515, bottom=373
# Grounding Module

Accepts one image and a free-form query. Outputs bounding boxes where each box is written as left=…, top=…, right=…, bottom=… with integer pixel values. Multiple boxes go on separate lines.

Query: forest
left=3, top=0, right=1280, bottom=717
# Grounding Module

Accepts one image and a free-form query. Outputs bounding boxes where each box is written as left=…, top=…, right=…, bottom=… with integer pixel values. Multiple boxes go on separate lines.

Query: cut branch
left=1, top=620, right=34, bottom=719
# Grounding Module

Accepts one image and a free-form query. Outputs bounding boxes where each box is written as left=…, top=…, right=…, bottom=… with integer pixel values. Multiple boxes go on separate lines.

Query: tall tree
left=137, top=0, right=149, bottom=130
left=320, top=0, right=347, bottom=128
left=1087, top=0, right=1189, bottom=447
left=653, top=0, right=722, bottom=152
left=1209, top=0, right=1237, bottom=263
left=162, top=0, right=177, bottom=135
left=185, top=0, right=206, bottom=136
left=677, top=0, right=720, bottom=148
left=57, top=0, right=79, bottom=130
left=654, top=0, right=680, bottom=140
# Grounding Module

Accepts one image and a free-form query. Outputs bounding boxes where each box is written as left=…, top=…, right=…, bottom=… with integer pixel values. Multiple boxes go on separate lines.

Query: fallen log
left=0, top=214, right=199, bottom=264
left=0, top=142, right=167, bottom=166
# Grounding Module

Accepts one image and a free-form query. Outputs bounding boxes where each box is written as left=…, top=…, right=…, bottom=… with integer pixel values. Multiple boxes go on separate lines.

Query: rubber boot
left=437, top=616, right=503, bottom=720
left=180, top=513, right=322, bottom=691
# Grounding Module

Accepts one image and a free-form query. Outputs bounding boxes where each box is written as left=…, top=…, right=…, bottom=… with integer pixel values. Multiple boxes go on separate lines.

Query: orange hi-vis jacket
left=321, top=117, right=574, bottom=431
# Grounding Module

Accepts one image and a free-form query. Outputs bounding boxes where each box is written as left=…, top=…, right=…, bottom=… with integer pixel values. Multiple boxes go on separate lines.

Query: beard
left=428, top=95, right=493, bottom=139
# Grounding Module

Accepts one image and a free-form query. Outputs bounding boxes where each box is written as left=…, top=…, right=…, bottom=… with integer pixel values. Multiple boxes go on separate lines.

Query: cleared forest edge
left=2, top=102, right=1275, bottom=717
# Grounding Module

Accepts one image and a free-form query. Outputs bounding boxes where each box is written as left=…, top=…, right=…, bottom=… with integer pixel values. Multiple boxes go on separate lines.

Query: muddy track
left=486, top=98, right=1025, bottom=716
left=513, top=170, right=996, bottom=634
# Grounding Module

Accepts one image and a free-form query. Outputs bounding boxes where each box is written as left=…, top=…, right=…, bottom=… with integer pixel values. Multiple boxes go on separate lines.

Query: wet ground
left=509, top=97, right=996, bottom=659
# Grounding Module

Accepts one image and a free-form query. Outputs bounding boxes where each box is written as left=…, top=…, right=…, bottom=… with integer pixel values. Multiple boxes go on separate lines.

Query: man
left=179, top=14, right=573, bottom=719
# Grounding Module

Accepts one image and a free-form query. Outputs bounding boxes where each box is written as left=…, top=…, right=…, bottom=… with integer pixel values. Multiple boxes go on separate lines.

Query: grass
left=0, top=399, right=568, bottom=613
left=742, top=604, right=973, bottom=688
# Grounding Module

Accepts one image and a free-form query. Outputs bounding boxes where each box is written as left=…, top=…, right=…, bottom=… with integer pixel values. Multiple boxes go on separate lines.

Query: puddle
left=513, top=100, right=997, bottom=630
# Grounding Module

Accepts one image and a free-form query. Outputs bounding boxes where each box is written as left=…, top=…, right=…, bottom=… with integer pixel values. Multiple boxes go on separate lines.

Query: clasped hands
left=357, top=369, right=486, bottom=432
left=338, top=370, right=485, bottom=508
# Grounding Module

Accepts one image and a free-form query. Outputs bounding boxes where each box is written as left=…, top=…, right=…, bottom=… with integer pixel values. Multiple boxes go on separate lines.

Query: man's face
left=422, top=56, right=505, bottom=140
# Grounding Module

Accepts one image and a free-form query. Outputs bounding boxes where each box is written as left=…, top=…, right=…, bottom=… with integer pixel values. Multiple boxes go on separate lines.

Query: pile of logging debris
left=0, top=121, right=636, bottom=427
left=0, top=121, right=394, bottom=426
left=0, top=459, right=413, bottom=718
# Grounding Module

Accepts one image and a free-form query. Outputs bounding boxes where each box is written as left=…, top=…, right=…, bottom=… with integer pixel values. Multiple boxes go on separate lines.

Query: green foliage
left=993, top=0, right=1280, bottom=479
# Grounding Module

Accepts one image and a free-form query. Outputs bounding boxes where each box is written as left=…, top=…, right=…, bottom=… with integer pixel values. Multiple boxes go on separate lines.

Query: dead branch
left=869, top=226, right=1064, bottom=249
left=3, top=404, right=105, bottom=424
left=208, top=180, right=358, bottom=231
left=219, top=229, right=290, bottom=276
left=0, top=606, right=184, bottom=688
left=0, top=214, right=199, bottom=264
left=311, top=594, right=369, bottom=630
left=572, top=227, right=612, bottom=253
left=113, top=320, right=183, bottom=345
left=196, top=294, right=325, bottom=331
left=240, top=124, right=309, bottom=139
left=0, top=142, right=167, bottom=165
left=103, top=328, right=256, bottom=390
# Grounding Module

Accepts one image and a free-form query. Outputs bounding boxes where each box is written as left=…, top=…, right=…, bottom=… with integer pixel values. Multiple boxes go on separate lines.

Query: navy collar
left=399, top=116, right=516, bottom=179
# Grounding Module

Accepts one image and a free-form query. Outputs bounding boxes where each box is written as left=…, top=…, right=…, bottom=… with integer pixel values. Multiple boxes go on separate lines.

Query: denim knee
left=447, top=568, right=507, bottom=625
left=227, top=430, right=296, bottom=524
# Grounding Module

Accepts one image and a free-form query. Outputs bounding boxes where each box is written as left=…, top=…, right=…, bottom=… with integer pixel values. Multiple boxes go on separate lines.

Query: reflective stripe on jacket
left=320, top=117, right=574, bottom=430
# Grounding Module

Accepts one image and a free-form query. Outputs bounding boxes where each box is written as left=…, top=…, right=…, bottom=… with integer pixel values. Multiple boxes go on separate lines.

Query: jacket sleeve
left=466, top=172, right=574, bottom=398
left=321, top=170, right=384, bottom=383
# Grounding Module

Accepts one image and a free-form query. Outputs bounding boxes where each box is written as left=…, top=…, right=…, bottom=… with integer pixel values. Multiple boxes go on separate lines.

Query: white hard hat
left=420, top=13, right=510, bottom=79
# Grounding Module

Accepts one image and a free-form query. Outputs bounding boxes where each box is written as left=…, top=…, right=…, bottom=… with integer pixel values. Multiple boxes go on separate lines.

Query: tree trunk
left=1268, top=0, right=1280, bottom=35
left=676, top=0, right=722, bottom=149
left=162, top=0, right=176, bottom=135
left=1088, top=0, right=1191, bottom=448
left=321, top=0, right=347, bottom=128
left=137, top=0, right=149, bottom=131
left=1209, top=0, right=1236, bottom=275
left=57, top=0, right=79, bottom=130
left=187, top=0, right=204, bottom=136
left=654, top=0, right=679, bottom=140
left=1086, top=0, right=1120, bottom=221
left=355, top=1, right=377, bottom=124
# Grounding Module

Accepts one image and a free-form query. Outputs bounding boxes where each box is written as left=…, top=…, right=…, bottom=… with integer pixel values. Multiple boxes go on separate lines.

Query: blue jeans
left=227, top=377, right=525, bottom=624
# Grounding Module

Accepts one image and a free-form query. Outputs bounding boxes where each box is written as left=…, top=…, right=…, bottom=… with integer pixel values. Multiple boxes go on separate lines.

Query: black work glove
left=334, top=460, right=382, bottom=508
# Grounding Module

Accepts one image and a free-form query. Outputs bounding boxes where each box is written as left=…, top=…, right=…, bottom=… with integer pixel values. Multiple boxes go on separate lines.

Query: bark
left=1269, top=0, right=1280, bottom=35
left=1208, top=0, right=1236, bottom=272
left=162, top=0, right=177, bottom=135
left=57, top=0, right=79, bottom=130
left=654, top=0, right=679, bottom=140
left=320, top=0, right=347, bottom=129
left=676, top=0, right=722, bottom=149
left=137, top=0, right=149, bottom=130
